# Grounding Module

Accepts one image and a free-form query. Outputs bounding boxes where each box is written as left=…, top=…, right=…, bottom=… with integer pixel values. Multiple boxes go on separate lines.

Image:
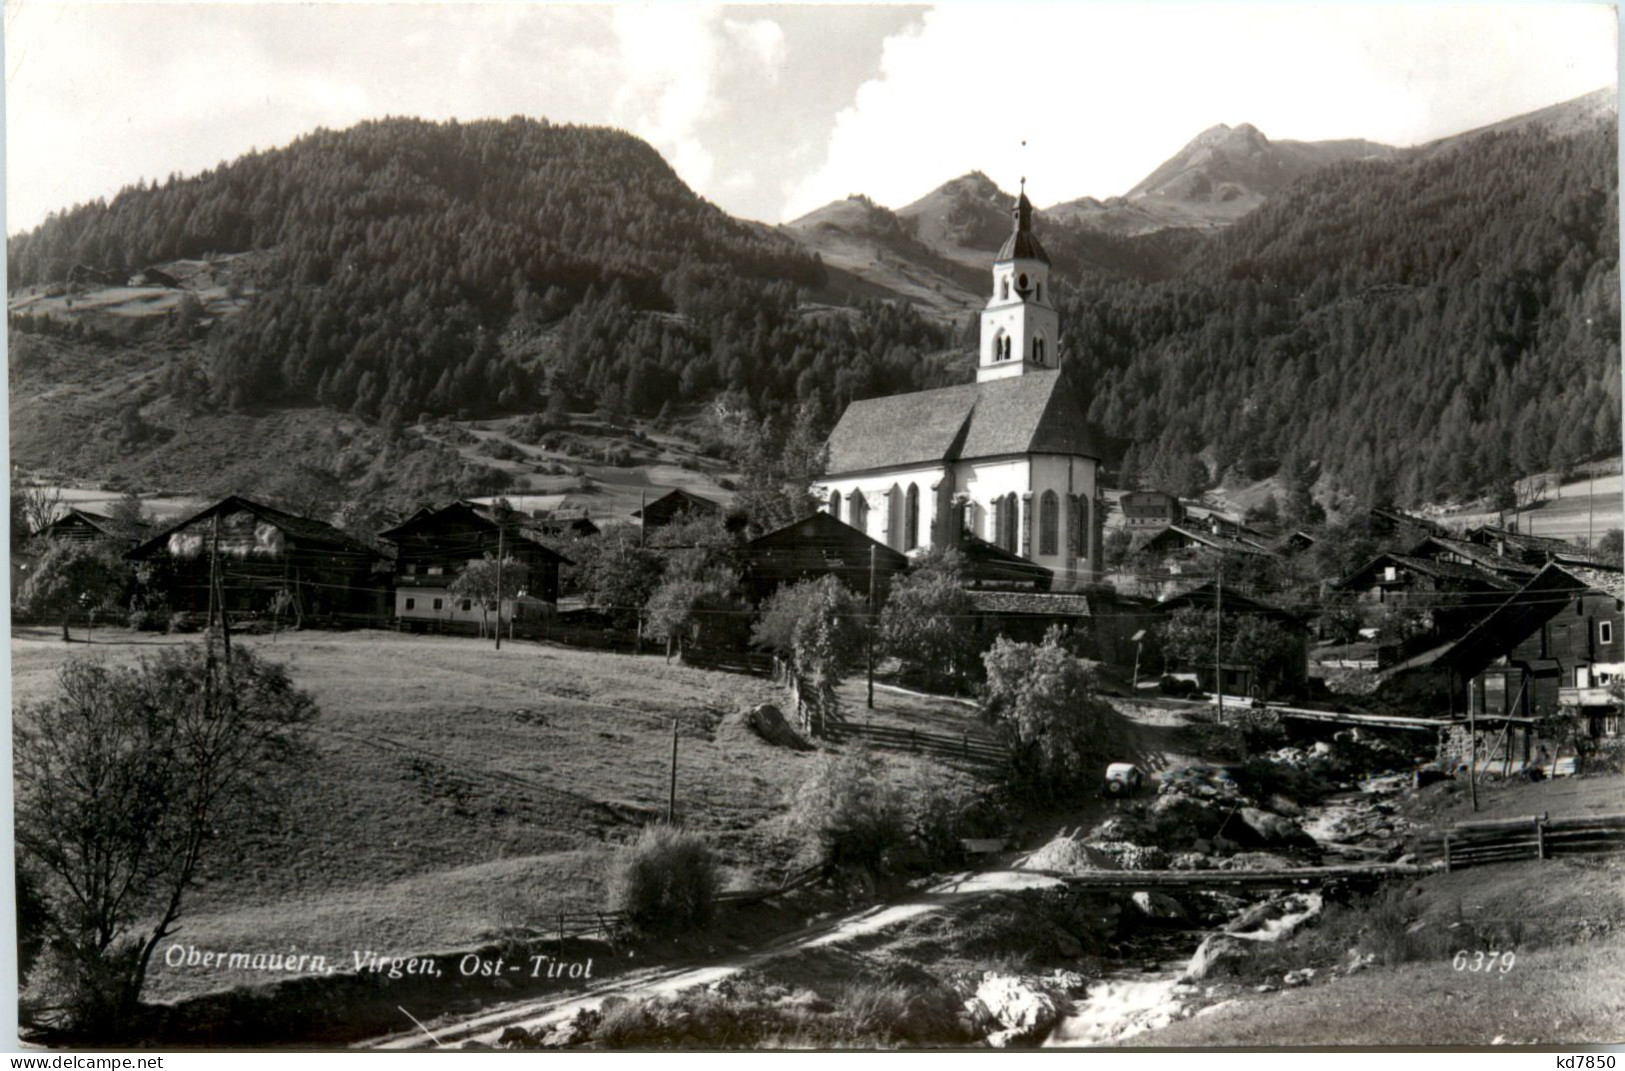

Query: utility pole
left=494, top=524, right=504, bottom=651
left=667, top=719, right=679, bottom=824
left=867, top=545, right=876, bottom=711
left=1214, top=563, right=1224, bottom=723
left=1468, top=690, right=1479, bottom=813
left=1588, top=464, right=1596, bottom=548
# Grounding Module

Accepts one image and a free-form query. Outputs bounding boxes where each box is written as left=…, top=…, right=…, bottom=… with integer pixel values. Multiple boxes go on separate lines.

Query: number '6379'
left=1451, top=950, right=1515, bottom=972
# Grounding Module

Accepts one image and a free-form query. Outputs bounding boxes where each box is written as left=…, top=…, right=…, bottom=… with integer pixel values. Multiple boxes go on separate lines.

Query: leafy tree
left=14, top=645, right=318, bottom=1039
left=751, top=576, right=865, bottom=736
left=879, top=547, right=978, bottom=692
left=1595, top=528, right=1623, bottom=567
left=981, top=628, right=1139, bottom=802
left=731, top=401, right=829, bottom=536
left=19, top=540, right=128, bottom=640
left=448, top=555, right=530, bottom=639
left=784, top=749, right=905, bottom=875
left=567, top=526, right=664, bottom=630
left=1155, top=607, right=1306, bottom=701
left=103, top=492, right=150, bottom=543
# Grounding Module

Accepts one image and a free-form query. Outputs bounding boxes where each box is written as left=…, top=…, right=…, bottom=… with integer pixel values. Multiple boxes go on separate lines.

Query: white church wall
left=815, top=464, right=945, bottom=551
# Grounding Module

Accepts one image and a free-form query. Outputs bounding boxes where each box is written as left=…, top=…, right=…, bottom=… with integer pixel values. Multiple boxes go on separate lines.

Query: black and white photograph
left=4, top=0, right=1622, bottom=1056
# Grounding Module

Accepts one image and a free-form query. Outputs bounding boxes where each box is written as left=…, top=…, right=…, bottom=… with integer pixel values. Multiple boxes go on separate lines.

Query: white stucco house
left=816, top=183, right=1105, bottom=589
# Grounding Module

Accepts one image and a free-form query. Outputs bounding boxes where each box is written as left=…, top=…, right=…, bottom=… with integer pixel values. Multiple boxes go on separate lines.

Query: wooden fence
left=1416, top=812, right=1625, bottom=871
left=523, top=862, right=831, bottom=945
left=824, top=720, right=1009, bottom=769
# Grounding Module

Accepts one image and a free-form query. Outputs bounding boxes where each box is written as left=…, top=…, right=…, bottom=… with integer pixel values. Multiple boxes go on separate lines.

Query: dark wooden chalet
left=1331, top=551, right=1517, bottom=659
left=126, top=495, right=386, bottom=624
left=967, top=589, right=1093, bottom=648
left=1441, top=563, right=1624, bottom=739
left=633, top=488, right=722, bottom=530
left=740, top=511, right=907, bottom=603
left=530, top=508, right=600, bottom=538
left=39, top=507, right=151, bottom=547
left=1404, top=535, right=1540, bottom=583
left=377, top=501, right=571, bottom=633
left=1368, top=506, right=1446, bottom=544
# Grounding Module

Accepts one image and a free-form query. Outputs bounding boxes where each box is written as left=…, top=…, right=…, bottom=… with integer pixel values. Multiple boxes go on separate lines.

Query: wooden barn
left=38, top=507, right=151, bottom=547
left=740, top=511, right=907, bottom=603
left=126, top=495, right=387, bottom=625
left=378, top=500, right=571, bottom=634
left=633, top=488, right=722, bottom=530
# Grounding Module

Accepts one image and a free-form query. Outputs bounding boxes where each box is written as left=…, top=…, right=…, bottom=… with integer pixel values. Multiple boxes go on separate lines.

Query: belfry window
left=828, top=489, right=841, bottom=520
left=1000, top=278, right=1009, bottom=300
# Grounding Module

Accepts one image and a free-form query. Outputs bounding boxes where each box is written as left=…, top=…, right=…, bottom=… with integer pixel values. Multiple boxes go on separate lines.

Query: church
left=817, top=183, right=1104, bottom=589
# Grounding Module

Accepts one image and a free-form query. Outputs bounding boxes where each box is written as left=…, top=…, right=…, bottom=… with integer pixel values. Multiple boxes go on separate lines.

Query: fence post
left=1443, top=833, right=1452, bottom=873
left=1535, top=814, right=1546, bottom=861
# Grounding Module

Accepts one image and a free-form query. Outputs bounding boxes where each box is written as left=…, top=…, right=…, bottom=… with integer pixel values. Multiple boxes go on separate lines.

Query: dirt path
left=365, top=868, right=1066, bottom=1050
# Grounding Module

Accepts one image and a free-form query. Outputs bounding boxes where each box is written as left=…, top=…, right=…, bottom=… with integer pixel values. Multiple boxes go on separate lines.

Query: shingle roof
left=1555, top=563, right=1625, bottom=601
left=967, top=590, right=1091, bottom=616
left=996, top=192, right=1050, bottom=265
left=825, top=370, right=1098, bottom=476
left=128, top=495, right=374, bottom=561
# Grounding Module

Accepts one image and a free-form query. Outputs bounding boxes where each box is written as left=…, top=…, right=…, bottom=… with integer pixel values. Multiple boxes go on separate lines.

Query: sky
left=3, top=1, right=1618, bottom=233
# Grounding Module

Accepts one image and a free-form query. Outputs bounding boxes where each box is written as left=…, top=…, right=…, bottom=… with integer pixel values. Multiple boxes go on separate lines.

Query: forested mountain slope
left=1067, top=117, right=1619, bottom=507
left=8, top=117, right=957, bottom=427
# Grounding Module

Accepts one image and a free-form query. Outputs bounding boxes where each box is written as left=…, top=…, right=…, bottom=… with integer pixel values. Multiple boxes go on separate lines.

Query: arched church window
left=1039, top=491, right=1059, bottom=556
left=1002, top=336, right=1012, bottom=361
left=991, top=331, right=1003, bottom=363
left=1018, top=273, right=1029, bottom=291
left=1000, top=278, right=1009, bottom=300
left=995, top=495, right=1019, bottom=555
left=849, top=491, right=869, bottom=534
left=904, top=484, right=920, bottom=550
left=828, top=489, right=841, bottom=520
left=1036, top=282, right=1043, bottom=302
left=1033, top=337, right=1044, bottom=364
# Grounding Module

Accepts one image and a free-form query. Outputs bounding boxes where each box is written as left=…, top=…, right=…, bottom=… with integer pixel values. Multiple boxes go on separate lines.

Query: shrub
left=784, top=750, right=905, bottom=873
left=608, top=824, right=719, bottom=936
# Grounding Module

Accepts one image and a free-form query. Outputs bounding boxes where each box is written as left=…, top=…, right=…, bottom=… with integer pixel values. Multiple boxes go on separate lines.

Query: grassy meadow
left=10, top=627, right=989, bottom=1001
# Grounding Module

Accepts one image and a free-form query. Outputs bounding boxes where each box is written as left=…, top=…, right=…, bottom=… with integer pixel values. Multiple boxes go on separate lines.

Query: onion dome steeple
left=996, top=178, right=1050, bottom=265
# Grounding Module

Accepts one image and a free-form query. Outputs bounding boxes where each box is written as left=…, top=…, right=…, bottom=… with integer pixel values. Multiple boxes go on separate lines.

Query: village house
left=1120, top=490, right=1185, bottom=530
left=816, top=183, right=1105, bottom=589
left=1330, top=550, right=1518, bottom=663
left=1466, top=524, right=1608, bottom=568
left=38, top=506, right=151, bottom=546
left=1417, top=563, right=1625, bottom=772
left=739, top=511, right=907, bottom=604
left=126, top=494, right=387, bottom=624
left=377, top=500, right=570, bottom=634
left=633, top=488, right=723, bottom=530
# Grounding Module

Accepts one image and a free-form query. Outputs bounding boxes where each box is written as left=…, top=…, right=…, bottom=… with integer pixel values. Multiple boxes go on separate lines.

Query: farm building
left=377, top=500, right=571, bottom=634
left=966, top=589, right=1093, bottom=648
left=126, top=495, right=387, bottom=624
left=37, top=507, right=151, bottom=547
left=1120, top=490, right=1185, bottom=530
left=1466, top=525, right=1608, bottom=568
left=1330, top=551, right=1518, bottom=662
left=633, top=488, right=722, bottom=529
left=740, top=511, right=907, bottom=603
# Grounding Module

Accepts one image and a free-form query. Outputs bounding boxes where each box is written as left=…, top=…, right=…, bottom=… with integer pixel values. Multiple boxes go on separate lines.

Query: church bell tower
left=977, top=180, right=1059, bottom=383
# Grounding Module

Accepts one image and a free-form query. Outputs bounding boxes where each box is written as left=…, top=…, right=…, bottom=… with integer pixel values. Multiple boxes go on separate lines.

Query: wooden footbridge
left=1024, top=861, right=1436, bottom=892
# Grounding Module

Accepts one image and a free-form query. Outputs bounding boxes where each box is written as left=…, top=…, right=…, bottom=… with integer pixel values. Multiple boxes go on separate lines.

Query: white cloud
left=782, top=2, right=1618, bottom=221
left=724, top=16, right=788, bottom=77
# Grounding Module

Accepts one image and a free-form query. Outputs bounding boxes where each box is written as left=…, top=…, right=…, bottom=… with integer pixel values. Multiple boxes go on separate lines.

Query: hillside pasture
left=9, top=627, right=989, bottom=1001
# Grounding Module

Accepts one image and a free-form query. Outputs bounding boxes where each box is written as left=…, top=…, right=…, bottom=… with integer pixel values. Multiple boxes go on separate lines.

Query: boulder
left=739, top=703, right=813, bottom=750
left=1236, top=807, right=1314, bottom=849
left=1224, top=893, right=1323, bottom=943
left=498, top=1026, right=540, bottom=1050
left=975, top=972, right=1064, bottom=1047
left=1181, top=934, right=1251, bottom=981
left=1150, top=793, right=1227, bottom=842
left=1131, top=890, right=1189, bottom=921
